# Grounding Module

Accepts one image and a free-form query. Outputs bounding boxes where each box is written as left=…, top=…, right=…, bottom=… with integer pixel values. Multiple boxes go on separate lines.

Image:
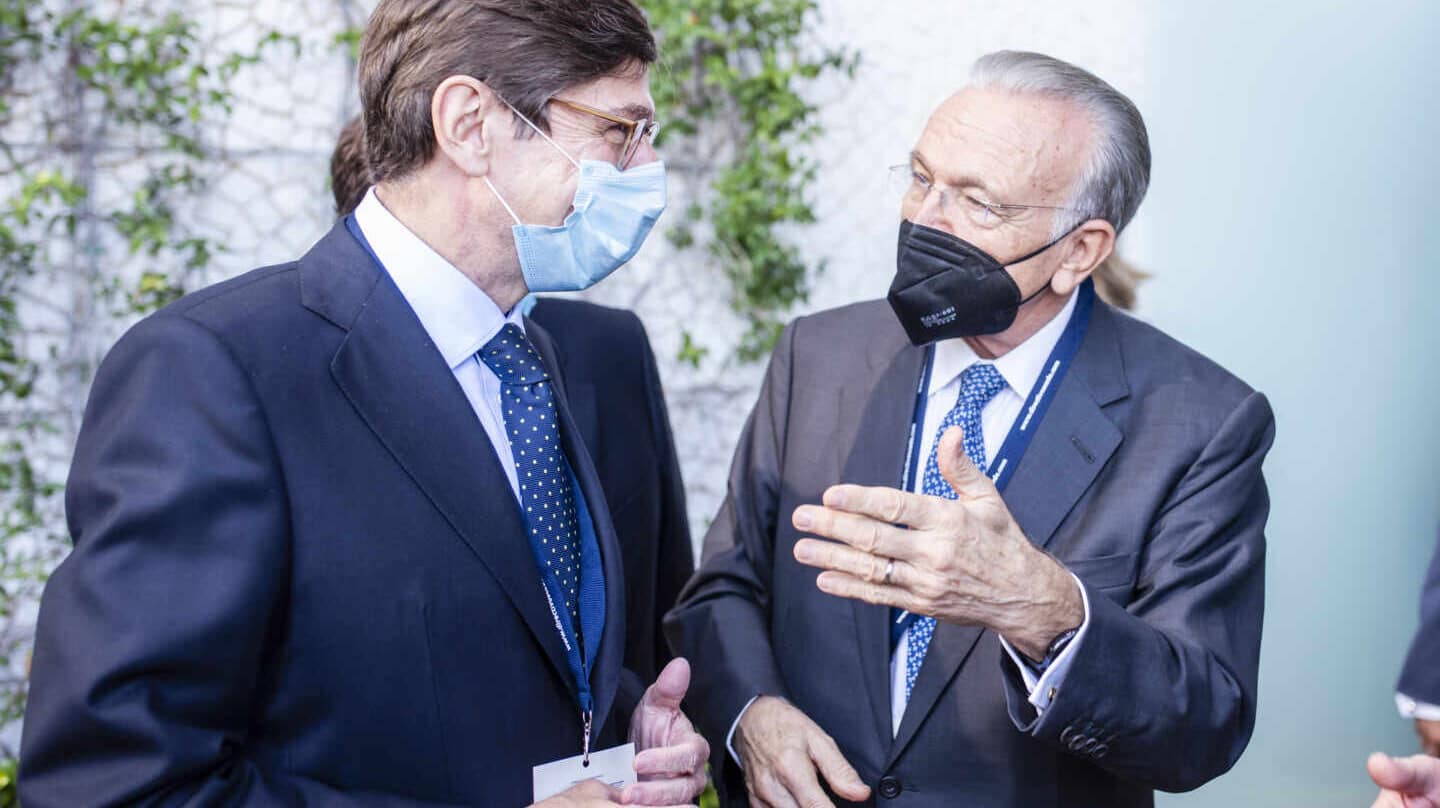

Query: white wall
left=1138, top=2, right=1440, bottom=804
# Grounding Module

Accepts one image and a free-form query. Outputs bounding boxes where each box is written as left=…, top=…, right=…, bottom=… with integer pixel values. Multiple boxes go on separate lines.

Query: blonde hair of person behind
left=1091, top=253, right=1148, bottom=312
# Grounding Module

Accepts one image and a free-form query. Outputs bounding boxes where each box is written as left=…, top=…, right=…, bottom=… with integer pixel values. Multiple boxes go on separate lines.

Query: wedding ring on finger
left=883, top=558, right=895, bottom=585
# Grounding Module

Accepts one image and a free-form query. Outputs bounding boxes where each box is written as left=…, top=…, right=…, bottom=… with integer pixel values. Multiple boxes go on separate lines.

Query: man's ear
left=1051, top=218, right=1116, bottom=296
left=431, top=75, right=500, bottom=177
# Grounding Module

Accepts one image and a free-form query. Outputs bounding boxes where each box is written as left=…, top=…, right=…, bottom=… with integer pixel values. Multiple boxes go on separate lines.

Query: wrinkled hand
left=529, top=779, right=624, bottom=808
left=1419, top=719, right=1440, bottom=758
left=1368, top=752, right=1440, bottom=807
left=624, top=658, right=709, bottom=806
left=791, top=426, right=1082, bottom=659
left=734, top=696, right=870, bottom=808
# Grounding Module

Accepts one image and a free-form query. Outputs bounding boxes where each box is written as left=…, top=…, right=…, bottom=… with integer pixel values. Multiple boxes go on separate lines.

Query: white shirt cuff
left=998, top=572, right=1091, bottom=715
left=726, top=695, right=761, bottom=767
left=1397, top=692, right=1440, bottom=721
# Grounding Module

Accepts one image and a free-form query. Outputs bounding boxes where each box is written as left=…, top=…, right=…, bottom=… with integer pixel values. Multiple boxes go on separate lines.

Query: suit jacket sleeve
left=18, top=313, right=463, bottom=808
left=1398, top=532, right=1440, bottom=704
left=637, top=316, right=694, bottom=672
left=663, top=322, right=796, bottom=755
left=1000, top=390, right=1274, bottom=793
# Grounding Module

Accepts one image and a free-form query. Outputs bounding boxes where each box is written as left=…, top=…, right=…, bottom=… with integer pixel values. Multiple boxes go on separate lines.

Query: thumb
left=642, top=657, right=690, bottom=712
left=937, top=426, right=992, bottom=499
left=1368, top=752, right=1438, bottom=794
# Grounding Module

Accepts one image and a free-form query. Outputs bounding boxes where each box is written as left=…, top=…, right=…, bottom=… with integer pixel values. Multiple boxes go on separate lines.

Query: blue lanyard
left=893, top=280, right=1096, bottom=643
left=342, top=214, right=604, bottom=740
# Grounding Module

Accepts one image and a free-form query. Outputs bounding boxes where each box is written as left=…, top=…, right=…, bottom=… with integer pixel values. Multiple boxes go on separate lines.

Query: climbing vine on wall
left=0, top=0, right=288, bottom=771
left=642, top=0, right=857, bottom=363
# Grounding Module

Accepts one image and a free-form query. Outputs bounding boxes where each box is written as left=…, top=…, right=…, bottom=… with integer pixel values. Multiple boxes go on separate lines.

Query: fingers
left=539, top=777, right=621, bottom=806
left=820, top=484, right=940, bottom=530
left=814, top=571, right=915, bottom=613
left=793, top=538, right=913, bottom=588
left=935, top=426, right=993, bottom=500
left=641, top=658, right=691, bottom=713
left=748, top=772, right=801, bottom=808
left=1368, top=752, right=1440, bottom=794
left=620, top=772, right=706, bottom=806
left=793, top=506, right=917, bottom=560
left=1369, top=791, right=1406, bottom=808
left=773, top=752, right=834, bottom=808
left=634, top=736, right=709, bottom=778
left=567, top=778, right=617, bottom=798
left=807, top=732, right=871, bottom=801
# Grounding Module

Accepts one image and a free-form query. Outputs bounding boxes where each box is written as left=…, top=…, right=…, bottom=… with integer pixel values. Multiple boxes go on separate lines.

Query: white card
left=532, top=742, right=636, bottom=802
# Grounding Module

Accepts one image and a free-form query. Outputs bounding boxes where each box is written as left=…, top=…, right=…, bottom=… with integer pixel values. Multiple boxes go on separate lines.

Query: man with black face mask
left=20, top=2, right=708, bottom=807
left=667, top=51, right=1274, bottom=807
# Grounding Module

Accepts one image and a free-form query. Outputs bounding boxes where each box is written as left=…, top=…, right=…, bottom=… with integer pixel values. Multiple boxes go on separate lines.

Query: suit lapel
left=308, top=223, right=576, bottom=700
left=1002, top=300, right=1127, bottom=553
left=840, top=338, right=927, bottom=748
left=887, top=300, right=1129, bottom=766
left=528, top=321, right=627, bottom=738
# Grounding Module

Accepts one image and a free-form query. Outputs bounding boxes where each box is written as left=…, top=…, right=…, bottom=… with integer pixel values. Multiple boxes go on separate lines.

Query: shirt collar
left=353, top=187, right=523, bottom=369
left=929, top=290, right=1079, bottom=401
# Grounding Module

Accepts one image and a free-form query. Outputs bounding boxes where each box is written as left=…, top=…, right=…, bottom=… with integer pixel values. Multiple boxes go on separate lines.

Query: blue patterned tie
left=478, top=324, right=583, bottom=636
left=904, top=362, right=1008, bottom=702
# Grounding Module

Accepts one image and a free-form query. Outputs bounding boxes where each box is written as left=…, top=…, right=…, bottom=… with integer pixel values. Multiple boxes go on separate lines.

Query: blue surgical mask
left=485, top=106, right=667, bottom=293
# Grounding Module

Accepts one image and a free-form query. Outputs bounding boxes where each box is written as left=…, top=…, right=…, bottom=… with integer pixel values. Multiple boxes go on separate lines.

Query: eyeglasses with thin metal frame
left=550, top=98, right=662, bottom=170
left=887, top=163, right=1081, bottom=226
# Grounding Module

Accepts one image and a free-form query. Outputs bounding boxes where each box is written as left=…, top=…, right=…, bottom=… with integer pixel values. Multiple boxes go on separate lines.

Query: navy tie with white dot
left=478, top=324, right=583, bottom=638
left=904, top=362, right=1007, bottom=703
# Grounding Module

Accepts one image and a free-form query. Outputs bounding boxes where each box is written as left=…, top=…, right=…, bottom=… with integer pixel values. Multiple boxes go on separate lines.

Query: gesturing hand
left=791, top=426, right=1082, bottom=659
left=734, top=696, right=870, bottom=808
left=1368, top=752, right=1440, bottom=808
left=625, top=658, right=709, bottom=806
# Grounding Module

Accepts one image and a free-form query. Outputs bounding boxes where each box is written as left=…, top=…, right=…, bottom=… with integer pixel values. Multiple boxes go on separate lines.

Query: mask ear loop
left=483, top=176, right=522, bottom=226
left=1003, top=221, right=1081, bottom=268
left=503, top=100, right=580, bottom=169
left=484, top=99, right=584, bottom=227
left=1006, top=221, right=1086, bottom=304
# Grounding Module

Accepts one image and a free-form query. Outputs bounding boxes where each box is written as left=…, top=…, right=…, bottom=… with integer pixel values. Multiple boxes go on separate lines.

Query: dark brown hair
left=330, top=115, right=370, bottom=217
left=358, top=0, right=657, bottom=183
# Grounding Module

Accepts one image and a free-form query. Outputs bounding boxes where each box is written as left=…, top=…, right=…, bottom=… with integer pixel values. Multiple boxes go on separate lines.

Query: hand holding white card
left=532, top=743, right=635, bottom=803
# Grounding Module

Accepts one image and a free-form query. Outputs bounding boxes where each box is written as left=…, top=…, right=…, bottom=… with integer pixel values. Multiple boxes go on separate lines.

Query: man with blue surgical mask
left=19, top=2, right=706, bottom=807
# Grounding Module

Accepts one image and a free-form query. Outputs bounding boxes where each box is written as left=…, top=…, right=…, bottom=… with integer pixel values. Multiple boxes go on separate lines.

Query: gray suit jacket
left=666, top=296, right=1273, bottom=807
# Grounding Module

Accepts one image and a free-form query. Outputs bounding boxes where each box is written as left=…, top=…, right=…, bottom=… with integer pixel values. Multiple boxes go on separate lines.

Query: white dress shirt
left=353, top=187, right=526, bottom=502
left=728, top=291, right=1092, bottom=760
left=1397, top=693, right=1440, bottom=721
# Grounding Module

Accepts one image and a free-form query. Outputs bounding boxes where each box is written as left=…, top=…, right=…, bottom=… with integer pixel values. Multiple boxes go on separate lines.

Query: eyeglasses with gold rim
left=550, top=98, right=661, bottom=170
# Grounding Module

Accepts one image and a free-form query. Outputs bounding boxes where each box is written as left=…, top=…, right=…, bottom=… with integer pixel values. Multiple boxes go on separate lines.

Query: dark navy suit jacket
left=19, top=223, right=645, bottom=806
left=528, top=298, right=692, bottom=683
left=667, top=297, right=1274, bottom=807
left=1399, top=532, right=1440, bottom=705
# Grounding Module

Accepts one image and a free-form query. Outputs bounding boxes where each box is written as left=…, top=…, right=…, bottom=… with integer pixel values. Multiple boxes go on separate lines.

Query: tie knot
left=478, top=323, right=550, bottom=385
left=959, top=362, right=1007, bottom=409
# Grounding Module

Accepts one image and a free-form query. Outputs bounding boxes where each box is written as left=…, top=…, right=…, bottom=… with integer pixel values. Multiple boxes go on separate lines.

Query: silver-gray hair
left=969, top=50, right=1151, bottom=238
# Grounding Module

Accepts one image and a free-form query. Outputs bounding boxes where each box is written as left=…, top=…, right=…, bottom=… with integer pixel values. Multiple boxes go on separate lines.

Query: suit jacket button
left=878, top=776, right=902, bottom=799
left=1093, top=743, right=1110, bottom=759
